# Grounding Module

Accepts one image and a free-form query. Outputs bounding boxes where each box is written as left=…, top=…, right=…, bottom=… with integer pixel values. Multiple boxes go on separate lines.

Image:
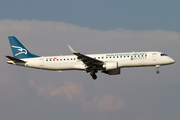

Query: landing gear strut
left=156, top=65, right=160, bottom=74
left=90, top=69, right=97, bottom=80
left=89, top=66, right=98, bottom=80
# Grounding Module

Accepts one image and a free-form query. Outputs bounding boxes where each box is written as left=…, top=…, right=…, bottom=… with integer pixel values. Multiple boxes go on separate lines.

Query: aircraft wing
left=68, top=45, right=104, bottom=67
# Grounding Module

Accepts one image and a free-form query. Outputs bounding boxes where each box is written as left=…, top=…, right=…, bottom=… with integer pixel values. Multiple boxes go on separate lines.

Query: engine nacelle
left=102, top=68, right=121, bottom=75
left=103, top=61, right=118, bottom=70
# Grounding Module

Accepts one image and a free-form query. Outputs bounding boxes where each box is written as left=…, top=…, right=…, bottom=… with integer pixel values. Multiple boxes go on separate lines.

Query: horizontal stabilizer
left=6, top=56, right=26, bottom=63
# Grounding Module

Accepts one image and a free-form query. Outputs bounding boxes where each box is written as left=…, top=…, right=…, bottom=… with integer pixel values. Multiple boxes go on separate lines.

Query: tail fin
left=8, top=36, right=39, bottom=59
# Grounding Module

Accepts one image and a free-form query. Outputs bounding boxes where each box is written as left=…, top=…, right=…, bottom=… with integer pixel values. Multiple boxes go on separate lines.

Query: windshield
left=161, top=53, right=168, bottom=56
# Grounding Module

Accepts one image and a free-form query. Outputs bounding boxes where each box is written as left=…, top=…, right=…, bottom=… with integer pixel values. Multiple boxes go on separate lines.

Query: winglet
left=68, top=45, right=78, bottom=54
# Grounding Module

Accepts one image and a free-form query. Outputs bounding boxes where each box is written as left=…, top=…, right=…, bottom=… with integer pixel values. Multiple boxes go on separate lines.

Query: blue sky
left=1, top=0, right=180, bottom=31
left=0, top=1, right=180, bottom=120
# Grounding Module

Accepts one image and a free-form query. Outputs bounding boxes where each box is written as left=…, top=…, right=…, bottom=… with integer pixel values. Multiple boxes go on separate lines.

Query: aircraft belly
left=72, top=64, right=86, bottom=70
left=117, top=59, right=130, bottom=67
left=43, top=62, right=75, bottom=70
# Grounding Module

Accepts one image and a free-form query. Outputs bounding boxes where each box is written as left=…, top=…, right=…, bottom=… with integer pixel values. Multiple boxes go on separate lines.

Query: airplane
left=6, top=36, right=175, bottom=80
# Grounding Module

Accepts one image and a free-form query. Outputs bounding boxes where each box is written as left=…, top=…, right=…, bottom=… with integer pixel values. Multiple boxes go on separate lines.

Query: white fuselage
left=12, top=51, right=174, bottom=72
left=7, top=36, right=175, bottom=79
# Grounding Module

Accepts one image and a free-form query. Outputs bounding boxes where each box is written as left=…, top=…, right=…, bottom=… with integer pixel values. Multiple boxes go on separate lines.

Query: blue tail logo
left=8, top=36, right=39, bottom=59
left=12, top=45, right=27, bottom=56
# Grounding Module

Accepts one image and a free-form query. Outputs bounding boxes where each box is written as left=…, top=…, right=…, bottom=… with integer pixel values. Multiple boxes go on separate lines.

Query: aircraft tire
left=90, top=72, right=97, bottom=80
left=92, top=74, right=97, bottom=80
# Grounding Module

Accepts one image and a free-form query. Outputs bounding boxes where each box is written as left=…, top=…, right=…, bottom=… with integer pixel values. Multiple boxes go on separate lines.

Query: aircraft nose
left=169, top=58, right=175, bottom=64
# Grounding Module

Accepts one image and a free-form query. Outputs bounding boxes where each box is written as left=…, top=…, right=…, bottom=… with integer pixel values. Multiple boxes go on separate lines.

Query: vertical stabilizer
left=8, top=36, right=39, bottom=59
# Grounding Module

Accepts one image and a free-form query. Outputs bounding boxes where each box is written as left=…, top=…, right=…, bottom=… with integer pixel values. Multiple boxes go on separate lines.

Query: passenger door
left=152, top=53, right=157, bottom=61
left=39, top=58, right=44, bottom=66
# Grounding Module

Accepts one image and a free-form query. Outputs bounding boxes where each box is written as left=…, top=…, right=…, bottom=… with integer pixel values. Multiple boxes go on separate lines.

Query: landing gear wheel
left=92, top=74, right=97, bottom=80
left=156, top=65, right=160, bottom=74
left=156, top=70, right=160, bottom=74
left=90, top=72, right=97, bottom=80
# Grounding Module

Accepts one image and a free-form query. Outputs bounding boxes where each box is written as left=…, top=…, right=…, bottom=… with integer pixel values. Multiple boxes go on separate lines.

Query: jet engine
left=102, top=62, right=120, bottom=75
left=102, top=68, right=120, bottom=75
left=103, top=61, right=118, bottom=70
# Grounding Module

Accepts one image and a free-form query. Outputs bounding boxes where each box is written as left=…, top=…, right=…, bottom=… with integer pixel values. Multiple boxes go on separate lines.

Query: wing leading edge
left=68, top=45, right=104, bottom=68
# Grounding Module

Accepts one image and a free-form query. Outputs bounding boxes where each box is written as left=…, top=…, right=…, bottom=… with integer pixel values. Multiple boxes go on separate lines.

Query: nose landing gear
left=156, top=65, right=160, bottom=74
left=156, top=70, right=160, bottom=74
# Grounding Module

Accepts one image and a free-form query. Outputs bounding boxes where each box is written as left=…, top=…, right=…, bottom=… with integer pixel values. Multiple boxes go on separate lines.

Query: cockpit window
left=161, top=53, right=167, bottom=56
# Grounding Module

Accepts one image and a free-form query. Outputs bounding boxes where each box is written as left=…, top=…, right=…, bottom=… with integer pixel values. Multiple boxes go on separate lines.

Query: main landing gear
left=156, top=65, right=160, bottom=74
left=90, top=69, right=97, bottom=80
